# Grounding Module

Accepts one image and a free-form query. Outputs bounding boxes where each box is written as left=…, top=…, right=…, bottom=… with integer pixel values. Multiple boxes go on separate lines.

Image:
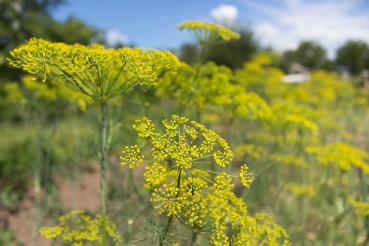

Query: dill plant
left=175, top=21, right=240, bottom=118
left=8, top=38, right=179, bottom=246
left=239, top=59, right=369, bottom=244
left=121, top=115, right=290, bottom=245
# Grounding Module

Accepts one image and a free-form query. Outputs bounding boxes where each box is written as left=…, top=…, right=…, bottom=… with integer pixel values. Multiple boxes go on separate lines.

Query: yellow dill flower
left=39, top=210, right=121, bottom=245
left=234, top=144, right=262, bottom=161
left=8, top=38, right=178, bottom=102
left=179, top=178, right=208, bottom=227
left=285, top=114, right=319, bottom=135
left=233, top=92, right=276, bottom=122
left=213, top=174, right=234, bottom=199
left=144, top=162, right=167, bottom=189
left=162, top=115, right=189, bottom=137
left=177, top=21, right=240, bottom=47
left=120, top=145, right=144, bottom=168
left=151, top=183, right=183, bottom=216
left=307, top=142, right=369, bottom=174
left=127, top=115, right=234, bottom=169
left=121, top=115, right=289, bottom=245
left=132, top=117, right=155, bottom=137
left=5, top=73, right=92, bottom=113
left=212, top=81, right=275, bottom=123
left=191, top=168, right=210, bottom=178
left=156, top=61, right=237, bottom=111
left=254, top=213, right=290, bottom=244
left=239, top=165, right=252, bottom=188
left=206, top=191, right=253, bottom=245
left=39, top=226, right=63, bottom=239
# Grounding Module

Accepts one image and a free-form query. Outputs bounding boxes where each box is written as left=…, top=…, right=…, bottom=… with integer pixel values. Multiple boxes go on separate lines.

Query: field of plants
left=1, top=20, right=369, bottom=246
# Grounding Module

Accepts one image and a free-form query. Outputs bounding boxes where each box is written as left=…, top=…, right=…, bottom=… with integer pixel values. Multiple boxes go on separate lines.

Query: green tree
left=1, top=0, right=64, bottom=72
left=336, top=40, right=369, bottom=75
left=0, top=0, right=104, bottom=125
left=0, top=0, right=103, bottom=82
left=296, top=41, right=328, bottom=69
left=280, top=41, right=333, bottom=72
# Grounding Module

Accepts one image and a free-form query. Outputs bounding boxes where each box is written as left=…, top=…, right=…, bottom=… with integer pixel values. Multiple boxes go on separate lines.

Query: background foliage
left=1, top=1, right=369, bottom=246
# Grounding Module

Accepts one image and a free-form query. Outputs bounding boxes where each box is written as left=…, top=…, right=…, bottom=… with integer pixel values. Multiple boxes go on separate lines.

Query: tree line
left=177, top=27, right=369, bottom=76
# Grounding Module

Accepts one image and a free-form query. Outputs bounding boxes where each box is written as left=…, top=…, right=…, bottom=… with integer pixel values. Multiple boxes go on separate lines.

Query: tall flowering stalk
left=8, top=38, right=178, bottom=245
left=121, top=115, right=290, bottom=245
left=176, top=21, right=240, bottom=116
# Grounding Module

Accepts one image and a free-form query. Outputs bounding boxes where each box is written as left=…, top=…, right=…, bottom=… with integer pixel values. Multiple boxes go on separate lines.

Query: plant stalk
left=190, top=232, right=197, bottom=246
left=100, top=102, right=108, bottom=246
left=72, top=112, right=81, bottom=210
left=160, top=169, right=182, bottom=246
left=32, top=111, right=42, bottom=246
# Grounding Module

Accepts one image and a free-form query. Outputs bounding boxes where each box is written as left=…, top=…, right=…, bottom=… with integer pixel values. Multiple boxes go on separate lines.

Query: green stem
left=100, top=102, right=108, bottom=246
left=32, top=111, right=41, bottom=246
left=358, top=129, right=369, bottom=245
left=72, top=111, right=81, bottom=210
left=144, top=102, right=150, bottom=118
left=160, top=169, right=182, bottom=246
left=358, top=168, right=369, bottom=245
left=199, top=45, right=206, bottom=64
left=226, top=117, right=234, bottom=173
left=180, top=45, right=206, bottom=116
left=190, top=232, right=197, bottom=246
left=125, top=169, right=133, bottom=243
left=196, top=109, right=201, bottom=123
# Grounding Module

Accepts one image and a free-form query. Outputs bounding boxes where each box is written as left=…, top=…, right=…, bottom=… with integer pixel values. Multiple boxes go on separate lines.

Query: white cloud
left=243, top=0, right=369, bottom=58
left=210, top=4, right=238, bottom=25
left=106, top=29, right=128, bottom=47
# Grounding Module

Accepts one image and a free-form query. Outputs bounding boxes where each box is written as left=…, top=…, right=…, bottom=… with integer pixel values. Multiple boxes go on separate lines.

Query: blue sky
left=51, top=0, right=369, bottom=58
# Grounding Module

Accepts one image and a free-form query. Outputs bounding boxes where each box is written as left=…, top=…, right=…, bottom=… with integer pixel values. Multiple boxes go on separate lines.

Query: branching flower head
left=306, top=142, right=369, bottom=174
left=120, top=115, right=290, bottom=245
left=151, top=183, right=183, bottom=216
left=122, top=115, right=235, bottom=171
left=8, top=38, right=178, bottom=102
left=39, top=210, right=121, bottom=245
left=233, top=92, right=276, bottom=122
left=254, top=213, right=290, bottom=244
left=177, top=21, right=240, bottom=47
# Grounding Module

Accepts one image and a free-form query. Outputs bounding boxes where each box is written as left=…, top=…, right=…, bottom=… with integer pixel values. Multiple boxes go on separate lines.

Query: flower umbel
left=39, top=210, right=122, bottom=245
left=120, top=115, right=290, bottom=245
left=8, top=38, right=178, bottom=102
left=120, top=145, right=144, bottom=168
left=177, top=21, right=240, bottom=47
left=239, top=164, right=252, bottom=188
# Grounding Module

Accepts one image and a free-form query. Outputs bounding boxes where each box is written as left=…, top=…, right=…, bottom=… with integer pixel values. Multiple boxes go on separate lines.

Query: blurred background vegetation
left=1, top=0, right=369, bottom=245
